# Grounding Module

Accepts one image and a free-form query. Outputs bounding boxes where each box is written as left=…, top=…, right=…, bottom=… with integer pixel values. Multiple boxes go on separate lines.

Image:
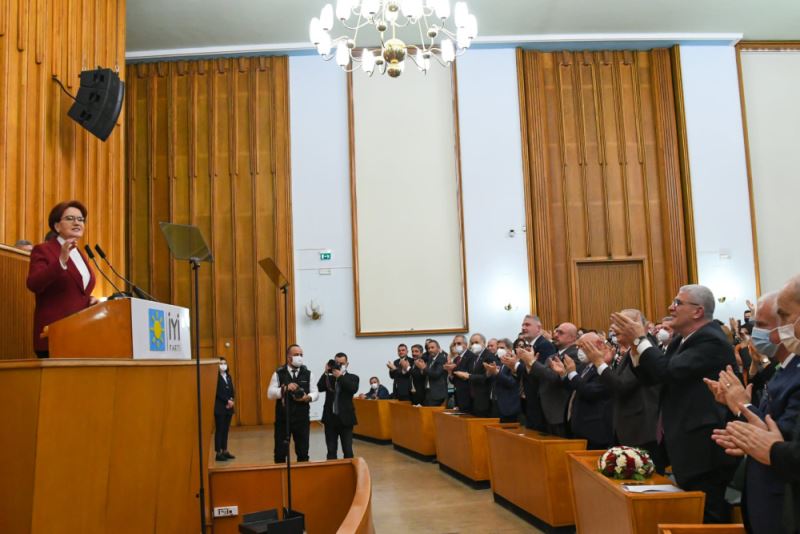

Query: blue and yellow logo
left=149, top=309, right=166, bottom=351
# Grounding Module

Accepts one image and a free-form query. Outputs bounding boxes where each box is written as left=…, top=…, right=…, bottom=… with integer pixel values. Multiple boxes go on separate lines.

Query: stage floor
left=212, top=423, right=541, bottom=533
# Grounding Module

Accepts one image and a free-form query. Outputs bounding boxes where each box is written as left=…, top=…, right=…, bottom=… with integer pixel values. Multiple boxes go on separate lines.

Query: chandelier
left=308, top=0, right=478, bottom=77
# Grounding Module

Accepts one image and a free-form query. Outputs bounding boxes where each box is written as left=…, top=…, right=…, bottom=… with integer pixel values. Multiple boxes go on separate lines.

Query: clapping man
left=387, top=344, right=413, bottom=401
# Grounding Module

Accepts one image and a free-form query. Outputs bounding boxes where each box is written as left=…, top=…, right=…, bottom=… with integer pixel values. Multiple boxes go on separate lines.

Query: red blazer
left=26, top=238, right=96, bottom=352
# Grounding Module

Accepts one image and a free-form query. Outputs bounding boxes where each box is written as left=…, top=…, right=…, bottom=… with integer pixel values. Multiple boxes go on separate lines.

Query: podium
left=389, top=402, right=445, bottom=459
left=567, top=450, right=705, bottom=534
left=352, top=399, right=394, bottom=442
left=486, top=425, right=587, bottom=528
left=433, top=411, right=498, bottom=484
left=46, top=298, right=191, bottom=359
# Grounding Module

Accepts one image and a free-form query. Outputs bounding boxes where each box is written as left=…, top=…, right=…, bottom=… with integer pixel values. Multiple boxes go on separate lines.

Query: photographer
left=318, top=352, right=360, bottom=459
left=267, top=344, right=319, bottom=464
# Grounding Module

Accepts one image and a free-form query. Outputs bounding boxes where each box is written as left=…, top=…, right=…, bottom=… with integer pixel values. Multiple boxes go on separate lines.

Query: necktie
left=333, top=379, right=341, bottom=415
left=473, top=353, right=482, bottom=372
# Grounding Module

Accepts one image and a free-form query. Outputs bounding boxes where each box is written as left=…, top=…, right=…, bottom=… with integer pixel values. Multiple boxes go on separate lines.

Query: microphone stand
left=280, top=282, right=294, bottom=517
left=83, top=245, right=126, bottom=298
left=94, top=244, right=157, bottom=301
left=191, top=257, right=207, bottom=534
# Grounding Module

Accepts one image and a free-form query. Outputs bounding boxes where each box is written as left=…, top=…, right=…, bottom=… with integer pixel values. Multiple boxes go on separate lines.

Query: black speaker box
left=238, top=508, right=305, bottom=534
left=67, top=67, right=124, bottom=141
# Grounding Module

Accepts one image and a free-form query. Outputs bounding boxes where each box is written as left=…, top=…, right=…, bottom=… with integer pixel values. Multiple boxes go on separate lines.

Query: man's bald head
left=578, top=331, right=604, bottom=349
left=777, top=274, right=800, bottom=338
left=553, top=322, right=578, bottom=349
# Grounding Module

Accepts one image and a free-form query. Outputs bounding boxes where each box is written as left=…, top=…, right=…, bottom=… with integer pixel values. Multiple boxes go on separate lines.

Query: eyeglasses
left=61, top=215, right=86, bottom=223
left=672, top=298, right=701, bottom=308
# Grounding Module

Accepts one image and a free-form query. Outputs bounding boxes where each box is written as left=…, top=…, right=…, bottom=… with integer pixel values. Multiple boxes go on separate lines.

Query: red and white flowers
left=597, top=446, right=655, bottom=481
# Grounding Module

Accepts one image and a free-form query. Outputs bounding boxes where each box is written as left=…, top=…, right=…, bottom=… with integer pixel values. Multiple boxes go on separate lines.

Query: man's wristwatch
left=634, top=336, right=647, bottom=348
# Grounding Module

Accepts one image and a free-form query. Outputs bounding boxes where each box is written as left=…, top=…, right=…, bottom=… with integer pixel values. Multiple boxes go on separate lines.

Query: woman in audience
left=26, top=200, right=98, bottom=358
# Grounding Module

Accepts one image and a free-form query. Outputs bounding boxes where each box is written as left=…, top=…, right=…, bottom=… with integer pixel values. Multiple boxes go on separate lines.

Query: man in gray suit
left=416, top=339, right=448, bottom=406
left=584, top=309, right=663, bottom=470
left=524, top=322, right=580, bottom=437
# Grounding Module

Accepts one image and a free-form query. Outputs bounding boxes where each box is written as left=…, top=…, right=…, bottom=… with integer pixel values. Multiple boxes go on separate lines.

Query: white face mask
left=577, top=349, right=588, bottom=363
left=496, top=348, right=507, bottom=358
left=471, top=343, right=484, bottom=354
left=219, top=363, right=228, bottom=372
left=656, top=330, right=670, bottom=343
left=777, top=318, right=800, bottom=354
left=370, top=383, right=379, bottom=390
left=291, top=355, right=304, bottom=367
left=454, top=344, right=465, bottom=354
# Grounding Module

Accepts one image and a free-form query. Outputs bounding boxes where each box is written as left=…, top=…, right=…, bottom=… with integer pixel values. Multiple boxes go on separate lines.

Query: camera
left=292, top=386, right=306, bottom=400
left=327, top=359, right=341, bottom=374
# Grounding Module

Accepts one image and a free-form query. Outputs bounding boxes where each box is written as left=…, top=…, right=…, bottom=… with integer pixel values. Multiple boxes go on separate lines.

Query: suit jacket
left=27, top=238, right=97, bottom=351
left=493, top=363, right=521, bottom=418
left=742, top=354, right=800, bottom=534
left=521, top=336, right=558, bottom=429
left=421, top=353, right=447, bottom=405
left=365, top=384, right=391, bottom=400
left=770, top=407, right=800, bottom=533
left=389, top=357, right=414, bottom=399
left=214, top=372, right=235, bottom=416
left=452, top=352, right=474, bottom=411
left=466, top=349, right=499, bottom=416
left=528, top=345, right=578, bottom=426
left=632, top=320, right=738, bottom=485
left=566, top=364, right=613, bottom=447
left=599, top=345, right=661, bottom=447
left=318, top=371, right=360, bottom=426
left=409, top=360, right=428, bottom=405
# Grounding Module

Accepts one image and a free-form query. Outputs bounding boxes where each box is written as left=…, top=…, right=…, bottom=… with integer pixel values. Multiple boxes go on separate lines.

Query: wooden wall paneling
left=553, top=54, right=575, bottom=319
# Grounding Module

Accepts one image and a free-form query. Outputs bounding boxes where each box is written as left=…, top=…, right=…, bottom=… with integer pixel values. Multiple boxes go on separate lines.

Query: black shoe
left=223, top=451, right=235, bottom=459
left=215, top=452, right=227, bottom=461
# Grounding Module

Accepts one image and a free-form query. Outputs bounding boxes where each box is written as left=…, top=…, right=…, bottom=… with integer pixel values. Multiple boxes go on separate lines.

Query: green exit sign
left=320, top=251, right=332, bottom=261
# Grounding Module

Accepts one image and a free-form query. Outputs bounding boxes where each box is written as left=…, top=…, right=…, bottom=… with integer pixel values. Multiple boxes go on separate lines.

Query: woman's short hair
left=48, top=200, right=88, bottom=232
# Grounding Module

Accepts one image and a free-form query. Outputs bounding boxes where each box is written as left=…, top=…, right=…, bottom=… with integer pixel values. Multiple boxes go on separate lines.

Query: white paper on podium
left=130, top=298, right=192, bottom=360
left=622, top=484, right=684, bottom=493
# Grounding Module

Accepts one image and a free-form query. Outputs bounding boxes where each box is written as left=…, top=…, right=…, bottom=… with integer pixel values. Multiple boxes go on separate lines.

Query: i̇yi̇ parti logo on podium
left=148, top=308, right=181, bottom=352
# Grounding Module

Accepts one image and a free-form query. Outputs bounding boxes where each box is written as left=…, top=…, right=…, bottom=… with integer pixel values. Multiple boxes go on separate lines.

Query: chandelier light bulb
left=456, top=26, right=470, bottom=49
left=453, top=1, right=468, bottom=28
left=336, top=42, right=351, bottom=66
left=386, top=7, right=399, bottom=23
left=309, top=17, right=322, bottom=45
left=466, top=14, right=477, bottom=39
left=441, top=38, right=455, bottom=63
left=402, top=0, right=423, bottom=20
left=435, top=0, right=450, bottom=20
left=320, top=4, right=335, bottom=31
left=361, top=49, right=376, bottom=73
left=362, top=0, right=380, bottom=16
left=336, top=0, right=352, bottom=21
left=317, top=32, right=333, bottom=55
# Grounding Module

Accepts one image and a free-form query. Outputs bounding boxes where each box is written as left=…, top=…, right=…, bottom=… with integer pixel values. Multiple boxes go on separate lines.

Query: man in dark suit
left=363, top=377, right=391, bottom=400
left=490, top=338, right=522, bottom=422
left=387, top=343, right=414, bottom=401
left=516, top=315, right=558, bottom=431
left=524, top=322, right=580, bottom=437
left=453, top=333, right=498, bottom=417
left=586, top=310, right=662, bottom=467
left=613, top=284, right=738, bottom=523
left=408, top=344, right=428, bottom=405
left=416, top=339, right=447, bottom=406
left=214, top=357, right=236, bottom=461
left=709, top=285, right=800, bottom=533
left=317, top=352, right=360, bottom=459
left=550, top=333, right=614, bottom=449
left=448, top=334, right=473, bottom=412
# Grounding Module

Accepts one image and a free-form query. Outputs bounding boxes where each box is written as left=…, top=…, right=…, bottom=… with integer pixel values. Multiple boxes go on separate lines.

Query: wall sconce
left=718, top=296, right=727, bottom=303
left=504, top=303, right=513, bottom=311
left=305, top=299, right=323, bottom=321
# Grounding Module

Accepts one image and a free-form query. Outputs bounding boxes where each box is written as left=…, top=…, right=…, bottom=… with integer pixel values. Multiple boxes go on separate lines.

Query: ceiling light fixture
left=309, top=0, right=477, bottom=78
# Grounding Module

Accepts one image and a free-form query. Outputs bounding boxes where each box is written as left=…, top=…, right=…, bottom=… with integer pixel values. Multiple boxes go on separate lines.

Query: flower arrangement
left=597, top=446, right=655, bottom=481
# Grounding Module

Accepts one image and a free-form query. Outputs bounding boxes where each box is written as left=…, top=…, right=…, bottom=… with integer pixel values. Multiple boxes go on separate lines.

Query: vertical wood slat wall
left=518, top=48, right=689, bottom=329
left=0, top=0, right=126, bottom=296
left=126, top=57, right=294, bottom=425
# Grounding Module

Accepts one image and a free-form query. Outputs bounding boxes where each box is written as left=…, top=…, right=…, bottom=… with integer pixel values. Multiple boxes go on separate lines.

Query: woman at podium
left=26, top=201, right=97, bottom=358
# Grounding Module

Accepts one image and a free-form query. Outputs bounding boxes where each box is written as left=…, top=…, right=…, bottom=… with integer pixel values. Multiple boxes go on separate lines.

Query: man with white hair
left=611, top=284, right=737, bottom=523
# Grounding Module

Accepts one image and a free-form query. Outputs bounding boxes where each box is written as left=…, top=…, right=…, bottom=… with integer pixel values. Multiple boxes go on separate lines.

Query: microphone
left=94, top=244, right=157, bottom=301
left=84, top=245, right=125, bottom=297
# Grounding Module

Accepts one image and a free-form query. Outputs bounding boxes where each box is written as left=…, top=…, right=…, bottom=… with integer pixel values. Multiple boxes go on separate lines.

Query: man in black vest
left=318, top=352, right=360, bottom=459
left=267, top=344, right=319, bottom=463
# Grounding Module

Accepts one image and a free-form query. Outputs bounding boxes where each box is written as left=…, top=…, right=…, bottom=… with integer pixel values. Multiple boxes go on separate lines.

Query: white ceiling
left=126, top=0, right=800, bottom=57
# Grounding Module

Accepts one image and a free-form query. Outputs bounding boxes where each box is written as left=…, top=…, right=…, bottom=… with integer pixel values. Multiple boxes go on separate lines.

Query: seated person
left=362, top=377, right=390, bottom=400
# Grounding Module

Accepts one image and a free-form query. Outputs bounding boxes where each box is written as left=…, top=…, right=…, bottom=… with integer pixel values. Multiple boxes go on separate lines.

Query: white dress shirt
left=267, top=367, right=319, bottom=402
left=56, top=236, right=91, bottom=290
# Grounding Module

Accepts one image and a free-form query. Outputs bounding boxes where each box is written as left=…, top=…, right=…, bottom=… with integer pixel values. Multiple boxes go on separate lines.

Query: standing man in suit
left=214, top=357, right=236, bottom=461
left=387, top=344, right=413, bottom=401
left=416, top=339, right=447, bottom=406
left=267, top=345, right=319, bottom=463
left=551, top=333, right=614, bottom=449
left=26, top=200, right=98, bottom=357
left=453, top=333, right=498, bottom=417
left=522, top=322, right=580, bottom=437
left=447, top=335, right=472, bottom=411
left=584, top=310, right=662, bottom=468
left=613, top=284, right=738, bottom=523
left=491, top=339, right=522, bottom=422
left=708, top=287, right=800, bottom=534
left=408, top=344, right=427, bottom=405
left=318, top=352, right=360, bottom=459
left=516, top=315, right=558, bottom=431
